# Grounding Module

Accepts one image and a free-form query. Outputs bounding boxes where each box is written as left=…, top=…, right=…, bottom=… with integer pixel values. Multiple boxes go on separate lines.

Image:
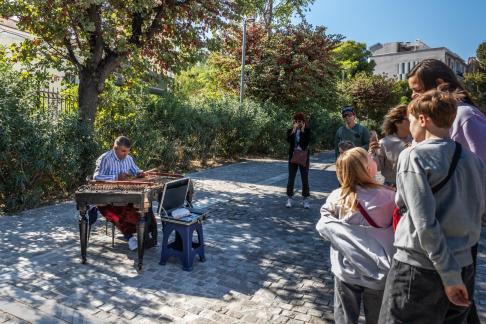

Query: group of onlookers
left=286, top=59, right=486, bottom=323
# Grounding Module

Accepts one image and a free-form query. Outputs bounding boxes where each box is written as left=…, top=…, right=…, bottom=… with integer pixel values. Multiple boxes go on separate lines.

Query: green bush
left=0, top=63, right=45, bottom=211
left=131, top=95, right=281, bottom=169
left=0, top=63, right=100, bottom=213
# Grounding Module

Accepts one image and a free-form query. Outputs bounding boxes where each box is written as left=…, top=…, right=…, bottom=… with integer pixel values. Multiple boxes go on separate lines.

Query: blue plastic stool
left=159, top=221, right=205, bottom=271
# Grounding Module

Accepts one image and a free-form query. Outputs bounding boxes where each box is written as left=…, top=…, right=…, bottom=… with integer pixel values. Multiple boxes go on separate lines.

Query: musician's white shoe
left=128, top=236, right=138, bottom=250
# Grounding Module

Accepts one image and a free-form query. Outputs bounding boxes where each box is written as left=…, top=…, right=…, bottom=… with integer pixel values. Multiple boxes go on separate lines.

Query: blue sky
left=300, top=0, right=486, bottom=60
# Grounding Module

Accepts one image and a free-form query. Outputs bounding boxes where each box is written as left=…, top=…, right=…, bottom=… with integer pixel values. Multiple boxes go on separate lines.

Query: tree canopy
left=209, top=22, right=342, bottom=111
left=332, top=40, right=375, bottom=79
left=0, top=0, right=241, bottom=126
left=240, top=0, right=314, bottom=33
left=464, top=41, right=486, bottom=113
left=339, top=72, right=399, bottom=123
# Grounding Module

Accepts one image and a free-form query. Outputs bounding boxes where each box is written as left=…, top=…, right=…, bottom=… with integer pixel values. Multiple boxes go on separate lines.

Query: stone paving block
left=294, top=313, right=312, bottom=322
left=98, top=302, right=116, bottom=312
left=281, top=310, right=295, bottom=318
left=307, top=308, right=323, bottom=317
left=287, top=319, right=305, bottom=324
left=271, top=314, right=291, bottom=323
left=293, top=306, right=309, bottom=314
left=186, top=317, right=219, bottom=324
left=307, top=315, right=332, bottom=324
left=289, top=299, right=306, bottom=306
left=198, top=308, right=232, bottom=322
left=120, top=309, right=138, bottom=320
left=225, top=309, right=244, bottom=319
left=0, top=301, right=64, bottom=324
left=0, top=310, right=15, bottom=323
left=275, top=302, right=294, bottom=311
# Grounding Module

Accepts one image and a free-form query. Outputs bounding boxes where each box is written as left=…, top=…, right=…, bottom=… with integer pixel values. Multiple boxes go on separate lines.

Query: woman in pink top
left=407, top=59, right=485, bottom=324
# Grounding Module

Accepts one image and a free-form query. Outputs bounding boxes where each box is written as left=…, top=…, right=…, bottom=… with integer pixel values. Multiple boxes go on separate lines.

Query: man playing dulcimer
left=90, top=136, right=156, bottom=251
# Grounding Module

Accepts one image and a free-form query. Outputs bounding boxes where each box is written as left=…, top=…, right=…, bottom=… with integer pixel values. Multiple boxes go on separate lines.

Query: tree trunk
left=264, top=0, right=273, bottom=35
left=78, top=69, right=102, bottom=128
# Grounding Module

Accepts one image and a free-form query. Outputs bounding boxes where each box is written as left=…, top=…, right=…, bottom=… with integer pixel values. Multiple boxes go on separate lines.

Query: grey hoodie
left=394, top=138, right=486, bottom=287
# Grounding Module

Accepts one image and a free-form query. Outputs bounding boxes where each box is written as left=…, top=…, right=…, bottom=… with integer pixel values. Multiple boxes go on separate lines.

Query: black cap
left=341, top=106, right=354, bottom=117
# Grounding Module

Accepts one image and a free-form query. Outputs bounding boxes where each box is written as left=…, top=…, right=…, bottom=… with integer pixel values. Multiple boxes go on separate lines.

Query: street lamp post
left=239, top=18, right=251, bottom=107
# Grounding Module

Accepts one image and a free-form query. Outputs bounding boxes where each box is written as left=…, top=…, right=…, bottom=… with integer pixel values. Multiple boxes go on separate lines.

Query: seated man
left=94, top=136, right=143, bottom=181
left=92, top=136, right=156, bottom=250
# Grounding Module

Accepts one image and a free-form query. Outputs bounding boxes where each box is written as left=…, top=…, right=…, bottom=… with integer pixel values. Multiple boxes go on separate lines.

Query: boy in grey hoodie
left=378, top=90, right=486, bottom=324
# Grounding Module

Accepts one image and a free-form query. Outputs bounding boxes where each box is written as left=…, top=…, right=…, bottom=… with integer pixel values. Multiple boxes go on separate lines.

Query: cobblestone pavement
left=0, top=152, right=484, bottom=323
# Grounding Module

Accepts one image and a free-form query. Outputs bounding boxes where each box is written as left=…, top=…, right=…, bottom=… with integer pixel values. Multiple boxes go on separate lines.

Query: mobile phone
left=370, top=130, right=378, bottom=142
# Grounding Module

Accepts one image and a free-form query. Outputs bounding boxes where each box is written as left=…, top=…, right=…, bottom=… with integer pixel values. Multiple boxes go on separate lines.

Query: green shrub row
left=0, top=66, right=341, bottom=213
left=0, top=64, right=100, bottom=212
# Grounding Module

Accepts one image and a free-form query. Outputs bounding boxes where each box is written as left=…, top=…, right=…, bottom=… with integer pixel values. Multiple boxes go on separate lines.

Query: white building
left=370, top=40, right=467, bottom=80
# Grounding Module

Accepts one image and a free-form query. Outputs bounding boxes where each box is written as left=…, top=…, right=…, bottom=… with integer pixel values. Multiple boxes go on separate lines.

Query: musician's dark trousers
left=286, top=161, right=310, bottom=197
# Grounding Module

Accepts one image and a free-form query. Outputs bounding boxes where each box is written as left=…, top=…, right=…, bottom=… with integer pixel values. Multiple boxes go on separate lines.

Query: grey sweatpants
left=334, top=277, right=384, bottom=324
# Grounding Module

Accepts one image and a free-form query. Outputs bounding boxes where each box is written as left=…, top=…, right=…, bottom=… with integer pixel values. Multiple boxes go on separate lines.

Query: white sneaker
left=286, top=198, right=292, bottom=208
left=303, top=198, right=310, bottom=209
left=128, top=236, right=138, bottom=250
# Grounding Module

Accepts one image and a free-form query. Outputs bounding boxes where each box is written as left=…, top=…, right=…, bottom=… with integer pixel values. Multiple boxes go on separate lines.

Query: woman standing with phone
left=286, top=112, right=311, bottom=209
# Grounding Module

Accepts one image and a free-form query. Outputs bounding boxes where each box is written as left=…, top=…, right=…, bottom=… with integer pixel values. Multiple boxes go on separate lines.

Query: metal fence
left=37, top=88, right=77, bottom=117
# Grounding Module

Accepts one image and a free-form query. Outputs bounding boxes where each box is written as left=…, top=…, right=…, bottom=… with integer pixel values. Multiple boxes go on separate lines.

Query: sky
left=300, top=0, right=486, bottom=60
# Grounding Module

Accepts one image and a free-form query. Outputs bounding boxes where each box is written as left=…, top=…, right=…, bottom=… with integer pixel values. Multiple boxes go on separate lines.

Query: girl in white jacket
left=316, top=147, right=395, bottom=324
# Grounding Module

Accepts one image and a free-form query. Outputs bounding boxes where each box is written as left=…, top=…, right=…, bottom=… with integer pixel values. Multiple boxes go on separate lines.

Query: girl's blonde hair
left=336, top=147, right=381, bottom=213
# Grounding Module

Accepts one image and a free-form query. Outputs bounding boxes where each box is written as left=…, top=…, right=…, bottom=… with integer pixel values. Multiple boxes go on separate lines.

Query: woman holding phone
left=286, top=112, right=311, bottom=209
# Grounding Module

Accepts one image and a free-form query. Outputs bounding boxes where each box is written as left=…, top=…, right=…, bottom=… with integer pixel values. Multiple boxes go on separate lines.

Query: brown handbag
left=290, top=148, right=308, bottom=166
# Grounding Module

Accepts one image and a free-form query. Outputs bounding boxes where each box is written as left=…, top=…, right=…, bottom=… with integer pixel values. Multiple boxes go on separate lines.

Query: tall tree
left=332, top=40, right=375, bottom=79
left=210, top=23, right=342, bottom=111
left=340, top=72, right=399, bottom=122
left=476, top=42, right=486, bottom=68
left=0, top=1, right=240, bottom=127
left=241, top=0, right=314, bottom=34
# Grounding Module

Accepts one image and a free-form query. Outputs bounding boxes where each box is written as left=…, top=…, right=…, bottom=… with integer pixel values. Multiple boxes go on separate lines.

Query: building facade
left=0, top=18, right=70, bottom=87
left=370, top=40, right=467, bottom=80
left=0, top=18, right=32, bottom=48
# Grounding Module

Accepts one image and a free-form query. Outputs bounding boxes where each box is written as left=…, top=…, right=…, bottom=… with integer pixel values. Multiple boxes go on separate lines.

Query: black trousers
left=378, top=260, right=475, bottom=324
left=286, top=161, right=310, bottom=197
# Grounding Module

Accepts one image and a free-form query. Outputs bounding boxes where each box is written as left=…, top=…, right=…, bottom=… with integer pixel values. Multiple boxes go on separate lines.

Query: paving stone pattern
left=0, top=152, right=484, bottom=323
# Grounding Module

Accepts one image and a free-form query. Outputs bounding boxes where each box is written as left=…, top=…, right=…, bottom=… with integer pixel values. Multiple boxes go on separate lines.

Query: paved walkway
left=0, top=152, right=484, bottom=323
